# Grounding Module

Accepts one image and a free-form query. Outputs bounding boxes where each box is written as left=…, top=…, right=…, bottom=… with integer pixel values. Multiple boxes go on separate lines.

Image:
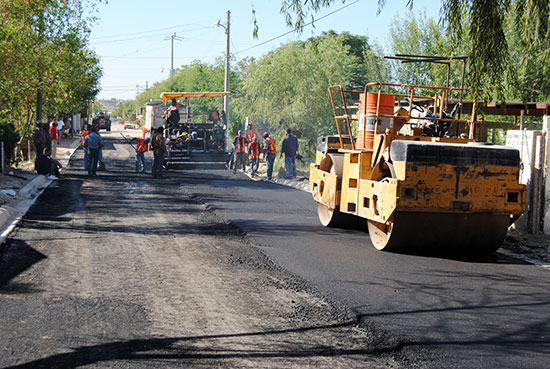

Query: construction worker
left=232, top=130, right=248, bottom=174
left=280, top=127, right=299, bottom=179
left=49, top=122, right=58, bottom=158
left=245, top=122, right=257, bottom=143
left=83, top=126, right=103, bottom=176
left=262, top=132, right=276, bottom=180
left=248, top=137, right=260, bottom=176
left=151, top=126, right=167, bottom=178
left=130, top=137, right=150, bottom=173
left=82, top=125, right=91, bottom=172
left=164, top=98, right=180, bottom=127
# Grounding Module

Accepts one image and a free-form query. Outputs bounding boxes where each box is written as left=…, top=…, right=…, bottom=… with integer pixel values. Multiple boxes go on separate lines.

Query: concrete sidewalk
left=0, top=136, right=81, bottom=246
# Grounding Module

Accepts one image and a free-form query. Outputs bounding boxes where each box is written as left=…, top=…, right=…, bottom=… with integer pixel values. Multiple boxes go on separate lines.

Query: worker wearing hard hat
left=233, top=130, right=248, bottom=174
left=262, top=132, right=277, bottom=180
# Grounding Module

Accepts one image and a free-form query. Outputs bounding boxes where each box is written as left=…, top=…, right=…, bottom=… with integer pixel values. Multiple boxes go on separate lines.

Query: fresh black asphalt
left=184, top=152, right=550, bottom=369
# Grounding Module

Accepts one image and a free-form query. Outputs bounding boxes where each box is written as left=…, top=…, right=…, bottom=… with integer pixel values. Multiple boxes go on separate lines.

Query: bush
left=0, top=116, right=20, bottom=168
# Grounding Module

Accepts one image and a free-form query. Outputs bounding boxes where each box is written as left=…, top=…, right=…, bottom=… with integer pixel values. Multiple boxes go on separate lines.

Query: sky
left=89, top=0, right=440, bottom=100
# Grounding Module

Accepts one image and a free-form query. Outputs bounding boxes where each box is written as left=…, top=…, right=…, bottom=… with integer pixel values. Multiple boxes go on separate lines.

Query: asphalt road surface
left=1, top=129, right=549, bottom=368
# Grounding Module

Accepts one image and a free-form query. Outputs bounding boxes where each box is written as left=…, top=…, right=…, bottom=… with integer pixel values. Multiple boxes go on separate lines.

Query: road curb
left=0, top=206, right=14, bottom=230
left=17, top=175, right=48, bottom=199
left=243, top=171, right=310, bottom=192
left=1, top=137, right=80, bottom=246
left=497, top=249, right=550, bottom=271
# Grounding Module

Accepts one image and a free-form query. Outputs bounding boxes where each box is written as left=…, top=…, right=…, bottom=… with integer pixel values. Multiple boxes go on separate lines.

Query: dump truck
left=144, top=91, right=229, bottom=164
left=310, top=82, right=525, bottom=253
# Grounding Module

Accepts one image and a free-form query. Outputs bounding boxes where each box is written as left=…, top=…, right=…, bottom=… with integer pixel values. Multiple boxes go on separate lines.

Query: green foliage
left=0, top=0, right=103, bottom=143
left=232, top=32, right=386, bottom=161
left=0, top=115, right=20, bottom=165
left=389, top=5, right=550, bottom=102
left=114, top=59, right=239, bottom=126
left=273, top=0, right=550, bottom=95
left=389, top=12, right=467, bottom=88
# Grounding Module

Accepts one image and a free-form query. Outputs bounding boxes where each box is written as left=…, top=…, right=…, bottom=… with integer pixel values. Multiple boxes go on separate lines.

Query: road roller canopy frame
left=160, top=91, right=229, bottom=104
left=328, top=82, right=480, bottom=150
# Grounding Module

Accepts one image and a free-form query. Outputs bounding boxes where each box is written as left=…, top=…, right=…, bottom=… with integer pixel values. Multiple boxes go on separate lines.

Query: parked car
left=124, top=121, right=135, bottom=130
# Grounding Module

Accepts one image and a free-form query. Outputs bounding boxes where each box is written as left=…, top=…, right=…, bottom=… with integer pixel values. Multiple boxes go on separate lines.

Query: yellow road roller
left=310, top=82, right=525, bottom=253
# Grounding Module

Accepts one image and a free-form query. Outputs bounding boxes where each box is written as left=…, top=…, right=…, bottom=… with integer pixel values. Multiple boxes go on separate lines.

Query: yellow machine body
left=310, top=83, right=526, bottom=253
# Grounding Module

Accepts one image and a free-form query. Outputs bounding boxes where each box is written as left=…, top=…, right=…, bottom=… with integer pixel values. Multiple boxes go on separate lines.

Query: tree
left=113, top=59, right=240, bottom=126
left=0, top=0, right=102, bottom=153
left=387, top=11, right=470, bottom=94
left=232, top=32, right=386, bottom=160
left=272, top=0, right=550, bottom=93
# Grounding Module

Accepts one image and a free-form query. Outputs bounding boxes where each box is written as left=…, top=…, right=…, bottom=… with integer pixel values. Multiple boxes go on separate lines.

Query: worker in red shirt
left=49, top=122, right=58, bottom=158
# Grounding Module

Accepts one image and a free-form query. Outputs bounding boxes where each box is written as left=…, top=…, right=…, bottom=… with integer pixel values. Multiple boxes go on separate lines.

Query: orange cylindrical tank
left=357, top=93, right=394, bottom=149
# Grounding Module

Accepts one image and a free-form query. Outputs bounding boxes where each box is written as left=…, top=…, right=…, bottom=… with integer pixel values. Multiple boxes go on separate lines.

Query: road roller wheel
left=317, top=202, right=367, bottom=229
left=367, top=217, right=397, bottom=251
left=317, top=202, right=343, bottom=227
left=368, top=212, right=511, bottom=254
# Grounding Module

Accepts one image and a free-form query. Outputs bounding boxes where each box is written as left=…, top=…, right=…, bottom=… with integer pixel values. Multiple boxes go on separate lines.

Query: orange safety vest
left=82, top=130, right=90, bottom=146
left=266, top=137, right=276, bottom=154
left=234, top=136, right=246, bottom=153
left=246, top=127, right=257, bottom=143
left=249, top=141, right=260, bottom=159
left=135, top=138, right=148, bottom=153
left=49, top=125, right=58, bottom=140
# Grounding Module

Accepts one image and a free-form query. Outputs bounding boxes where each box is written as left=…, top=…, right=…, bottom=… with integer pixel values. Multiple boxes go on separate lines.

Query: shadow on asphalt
left=5, top=310, right=550, bottom=368
left=0, top=239, right=46, bottom=294
left=2, top=318, right=401, bottom=368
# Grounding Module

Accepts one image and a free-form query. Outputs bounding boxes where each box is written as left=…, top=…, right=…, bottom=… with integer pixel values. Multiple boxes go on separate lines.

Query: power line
left=99, top=55, right=218, bottom=59
left=236, top=0, right=360, bottom=54
left=90, top=26, right=213, bottom=45
left=90, top=32, right=172, bottom=45
left=90, top=22, right=214, bottom=41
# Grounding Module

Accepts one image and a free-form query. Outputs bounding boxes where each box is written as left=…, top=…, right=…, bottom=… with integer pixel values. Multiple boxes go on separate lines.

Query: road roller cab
left=310, top=82, right=526, bottom=254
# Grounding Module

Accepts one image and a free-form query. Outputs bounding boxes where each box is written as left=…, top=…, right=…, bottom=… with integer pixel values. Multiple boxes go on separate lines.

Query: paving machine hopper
left=310, top=82, right=525, bottom=253
left=148, top=92, right=229, bottom=164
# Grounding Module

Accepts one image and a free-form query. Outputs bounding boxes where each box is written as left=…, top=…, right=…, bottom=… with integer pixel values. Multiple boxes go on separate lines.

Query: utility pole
left=224, top=11, right=230, bottom=127
left=217, top=10, right=231, bottom=149
left=165, top=32, right=183, bottom=76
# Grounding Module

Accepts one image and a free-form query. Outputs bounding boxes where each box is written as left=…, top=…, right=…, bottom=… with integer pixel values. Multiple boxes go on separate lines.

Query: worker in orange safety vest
left=248, top=137, right=260, bottom=176
left=245, top=122, right=257, bottom=143
left=262, top=132, right=276, bottom=180
left=232, top=130, right=248, bottom=174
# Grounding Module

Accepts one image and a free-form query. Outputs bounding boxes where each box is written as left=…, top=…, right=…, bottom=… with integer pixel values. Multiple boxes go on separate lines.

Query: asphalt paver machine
left=145, top=92, right=229, bottom=165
